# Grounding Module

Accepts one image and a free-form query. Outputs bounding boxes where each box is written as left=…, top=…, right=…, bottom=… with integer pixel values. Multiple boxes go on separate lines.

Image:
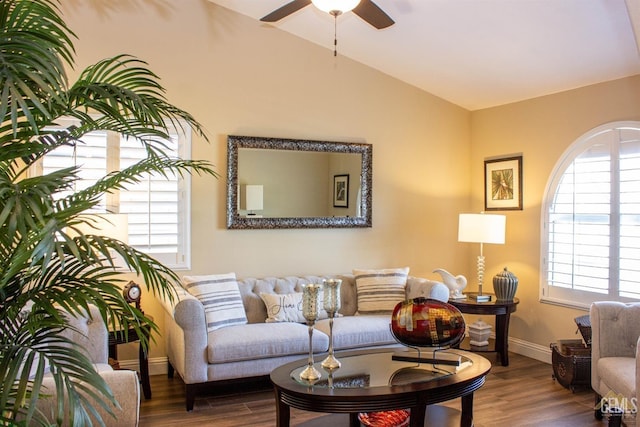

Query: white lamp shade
left=458, top=213, right=506, bottom=244
left=311, top=0, right=361, bottom=13
left=69, top=213, right=130, bottom=270
left=72, top=213, right=129, bottom=243
left=245, top=185, right=264, bottom=211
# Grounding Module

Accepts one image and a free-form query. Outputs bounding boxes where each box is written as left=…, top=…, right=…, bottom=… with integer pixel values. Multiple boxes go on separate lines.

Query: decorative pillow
left=182, top=273, right=247, bottom=332
left=261, top=292, right=305, bottom=323
left=353, top=267, right=410, bottom=314
left=260, top=292, right=330, bottom=323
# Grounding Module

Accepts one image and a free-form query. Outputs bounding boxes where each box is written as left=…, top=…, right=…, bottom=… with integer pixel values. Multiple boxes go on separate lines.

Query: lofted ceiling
left=208, top=0, right=640, bottom=110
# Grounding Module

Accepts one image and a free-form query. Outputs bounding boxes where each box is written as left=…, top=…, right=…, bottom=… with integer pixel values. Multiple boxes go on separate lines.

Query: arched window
left=540, top=121, right=640, bottom=309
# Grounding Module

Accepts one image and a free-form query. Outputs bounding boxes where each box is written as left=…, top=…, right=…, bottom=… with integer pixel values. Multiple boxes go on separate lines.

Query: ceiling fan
left=260, top=0, right=395, bottom=29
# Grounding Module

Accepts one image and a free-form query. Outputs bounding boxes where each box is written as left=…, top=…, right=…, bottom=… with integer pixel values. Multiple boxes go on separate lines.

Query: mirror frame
left=226, top=135, right=372, bottom=229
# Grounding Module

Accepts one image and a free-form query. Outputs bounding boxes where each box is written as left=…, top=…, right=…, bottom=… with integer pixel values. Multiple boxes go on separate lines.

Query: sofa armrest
left=37, top=369, right=140, bottom=427
left=406, top=277, right=449, bottom=302
left=158, top=283, right=209, bottom=384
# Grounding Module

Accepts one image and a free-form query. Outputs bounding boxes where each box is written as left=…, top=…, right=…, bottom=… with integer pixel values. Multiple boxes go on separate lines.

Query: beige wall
left=471, top=75, right=640, bottom=351
left=60, top=0, right=471, bottom=362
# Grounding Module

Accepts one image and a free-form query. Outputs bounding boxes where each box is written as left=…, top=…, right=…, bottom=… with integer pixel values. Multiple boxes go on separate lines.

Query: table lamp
left=458, top=212, right=506, bottom=301
left=245, top=185, right=263, bottom=217
left=71, top=213, right=129, bottom=269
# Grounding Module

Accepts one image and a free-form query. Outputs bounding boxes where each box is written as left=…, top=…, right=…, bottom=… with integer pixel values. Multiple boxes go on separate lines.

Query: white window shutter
left=542, top=122, right=640, bottom=308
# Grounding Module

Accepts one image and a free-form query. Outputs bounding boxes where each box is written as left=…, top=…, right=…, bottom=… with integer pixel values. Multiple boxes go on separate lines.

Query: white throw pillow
left=260, top=292, right=330, bottom=323
left=261, top=292, right=305, bottom=323
left=353, top=267, right=409, bottom=314
left=182, top=273, right=247, bottom=332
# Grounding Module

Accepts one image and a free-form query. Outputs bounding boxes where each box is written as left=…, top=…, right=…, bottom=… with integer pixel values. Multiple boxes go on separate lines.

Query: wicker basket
left=574, top=315, right=592, bottom=347
left=551, top=342, right=591, bottom=392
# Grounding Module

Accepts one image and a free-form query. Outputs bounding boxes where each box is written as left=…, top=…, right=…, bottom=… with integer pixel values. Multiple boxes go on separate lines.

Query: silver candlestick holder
left=299, top=283, right=322, bottom=381
left=321, top=279, right=342, bottom=370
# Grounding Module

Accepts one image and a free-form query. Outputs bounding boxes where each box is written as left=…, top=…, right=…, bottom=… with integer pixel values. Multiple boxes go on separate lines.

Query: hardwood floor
left=139, top=352, right=611, bottom=427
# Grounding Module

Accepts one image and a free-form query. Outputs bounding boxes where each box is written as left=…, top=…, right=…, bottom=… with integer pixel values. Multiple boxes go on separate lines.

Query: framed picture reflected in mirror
left=333, top=174, right=349, bottom=208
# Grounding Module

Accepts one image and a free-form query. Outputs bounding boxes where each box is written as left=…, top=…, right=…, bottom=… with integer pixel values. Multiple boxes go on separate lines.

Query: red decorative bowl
left=358, top=409, right=410, bottom=427
left=390, top=298, right=466, bottom=348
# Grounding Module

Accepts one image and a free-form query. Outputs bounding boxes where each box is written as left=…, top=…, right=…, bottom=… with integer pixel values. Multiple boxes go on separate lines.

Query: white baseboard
left=507, top=336, right=552, bottom=364
left=115, top=337, right=553, bottom=377
left=116, top=356, right=168, bottom=376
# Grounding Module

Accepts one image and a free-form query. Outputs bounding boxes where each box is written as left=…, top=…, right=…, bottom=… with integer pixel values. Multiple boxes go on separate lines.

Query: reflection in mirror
left=226, top=136, right=372, bottom=229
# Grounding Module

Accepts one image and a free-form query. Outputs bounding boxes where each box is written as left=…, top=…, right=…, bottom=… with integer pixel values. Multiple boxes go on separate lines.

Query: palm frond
left=0, top=311, right=118, bottom=426
left=0, top=0, right=75, bottom=136
left=1, top=0, right=218, bottom=423
left=60, top=155, right=218, bottom=214
left=65, top=55, right=208, bottom=142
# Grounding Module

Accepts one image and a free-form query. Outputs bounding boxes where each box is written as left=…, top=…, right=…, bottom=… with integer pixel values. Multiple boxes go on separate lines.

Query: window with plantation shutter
left=36, top=120, right=192, bottom=270
left=42, top=131, right=109, bottom=207
left=541, top=121, right=640, bottom=309
left=119, top=135, right=187, bottom=267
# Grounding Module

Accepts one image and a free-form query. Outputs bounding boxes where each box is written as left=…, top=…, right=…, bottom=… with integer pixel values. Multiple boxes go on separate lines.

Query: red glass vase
left=390, top=298, right=466, bottom=348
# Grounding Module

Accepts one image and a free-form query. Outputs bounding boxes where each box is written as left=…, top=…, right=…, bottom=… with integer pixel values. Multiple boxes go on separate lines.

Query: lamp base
left=466, top=293, right=492, bottom=302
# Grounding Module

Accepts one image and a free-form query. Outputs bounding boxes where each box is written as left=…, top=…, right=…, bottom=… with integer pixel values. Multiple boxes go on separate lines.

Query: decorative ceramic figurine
left=468, top=319, right=492, bottom=347
left=433, top=268, right=468, bottom=300
left=493, top=267, right=519, bottom=301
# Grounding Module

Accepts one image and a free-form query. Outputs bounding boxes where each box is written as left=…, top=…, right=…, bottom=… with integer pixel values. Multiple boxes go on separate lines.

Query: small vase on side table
left=493, top=267, right=519, bottom=301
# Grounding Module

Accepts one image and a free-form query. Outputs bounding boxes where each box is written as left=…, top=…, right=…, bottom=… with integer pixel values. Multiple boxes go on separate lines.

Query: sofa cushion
left=353, top=267, right=409, bottom=314
left=183, top=273, right=248, bottom=332
left=207, top=322, right=329, bottom=364
left=314, top=315, right=396, bottom=350
left=597, top=356, right=636, bottom=397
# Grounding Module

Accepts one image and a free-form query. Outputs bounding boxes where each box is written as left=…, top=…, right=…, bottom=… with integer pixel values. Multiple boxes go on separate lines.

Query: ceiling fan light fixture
left=311, top=0, right=361, bottom=15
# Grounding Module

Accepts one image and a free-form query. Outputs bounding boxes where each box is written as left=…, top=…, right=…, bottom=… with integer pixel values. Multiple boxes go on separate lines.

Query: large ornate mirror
left=226, top=135, right=372, bottom=229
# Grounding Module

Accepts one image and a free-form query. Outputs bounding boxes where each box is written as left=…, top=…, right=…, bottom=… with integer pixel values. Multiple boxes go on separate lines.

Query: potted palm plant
left=0, top=0, right=217, bottom=425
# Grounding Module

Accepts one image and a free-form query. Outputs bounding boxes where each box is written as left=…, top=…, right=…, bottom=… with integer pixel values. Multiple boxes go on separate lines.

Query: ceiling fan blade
left=260, top=0, right=312, bottom=22
left=352, top=0, right=395, bottom=29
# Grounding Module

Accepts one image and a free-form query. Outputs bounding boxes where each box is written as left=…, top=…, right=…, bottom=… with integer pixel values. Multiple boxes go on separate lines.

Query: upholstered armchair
left=590, top=301, right=640, bottom=426
left=33, top=305, right=141, bottom=427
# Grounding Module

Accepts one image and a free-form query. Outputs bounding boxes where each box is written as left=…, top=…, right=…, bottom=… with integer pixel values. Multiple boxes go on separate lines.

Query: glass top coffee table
left=270, top=348, right=491, bottom=427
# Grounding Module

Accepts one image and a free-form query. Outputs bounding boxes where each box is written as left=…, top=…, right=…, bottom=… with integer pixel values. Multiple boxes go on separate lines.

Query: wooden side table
left=108, top=324, right=152, bottom=399
left=448, top=295, right=519, bottom=367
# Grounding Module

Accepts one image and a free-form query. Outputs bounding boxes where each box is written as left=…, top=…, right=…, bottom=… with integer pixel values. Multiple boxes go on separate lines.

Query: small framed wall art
left=484, top=155, right=523, bottom=211
left=333, top=174, right=349, bottom=208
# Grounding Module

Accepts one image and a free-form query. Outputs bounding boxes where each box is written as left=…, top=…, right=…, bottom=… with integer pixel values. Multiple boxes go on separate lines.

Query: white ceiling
left=208, top=0, right=640, bottom=110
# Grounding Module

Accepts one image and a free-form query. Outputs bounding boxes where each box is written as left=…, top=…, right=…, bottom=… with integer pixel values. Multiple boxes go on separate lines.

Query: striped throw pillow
left=182, top=273, right=247, bottom=332
left=353, top=267, right=410, bottom=314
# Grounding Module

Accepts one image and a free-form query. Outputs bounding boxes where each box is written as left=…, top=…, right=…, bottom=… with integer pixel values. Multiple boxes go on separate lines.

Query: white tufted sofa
left=590, top=301, right=640, bottom=426
left=159, top=273, right=449, bottom=411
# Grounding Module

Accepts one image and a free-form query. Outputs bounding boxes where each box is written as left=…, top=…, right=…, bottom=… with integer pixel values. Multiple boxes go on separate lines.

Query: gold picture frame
left=484, top=156, right=523, bottom=211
